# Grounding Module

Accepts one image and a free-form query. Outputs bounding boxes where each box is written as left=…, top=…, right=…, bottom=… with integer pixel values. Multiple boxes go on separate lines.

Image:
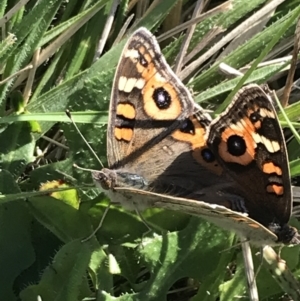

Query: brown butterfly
left=92, top=28, right=300, bottom=246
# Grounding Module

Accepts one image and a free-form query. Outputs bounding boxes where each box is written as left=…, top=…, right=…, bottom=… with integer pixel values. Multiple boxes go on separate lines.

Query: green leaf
left=0, top=170, right=35, bottom=300
left=20, top=239, right=93, bottom=301
left=0, top=0, right=64, bottom=112
left=191, top=4, right=300, bottom=94
left=136, top=218, right=235, bottom=300
left=28, top=185, right=92, bottom=242
left=0, top=122, right=35, bottom=177
left=290, top=159, right=300, bottom=177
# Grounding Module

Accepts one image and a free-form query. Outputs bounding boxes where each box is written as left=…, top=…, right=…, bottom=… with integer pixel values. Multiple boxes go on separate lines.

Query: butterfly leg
left=200, top=185, right=248, bottom=213
left=81, top=203, right=111, bottom=242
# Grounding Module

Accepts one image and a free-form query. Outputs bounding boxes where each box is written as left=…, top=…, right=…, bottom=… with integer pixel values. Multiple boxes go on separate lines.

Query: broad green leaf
left=89, top=246, right=112, bottom=291
left=20, top=239, right=93, bottom=301
left=0, top=170, right=34, bottom=300
left=0, top=111, right=107, bottom=124
left=136, top=218, right=235, bottom=300
left=28, top=187, right=92, bottom=242
left=278, top=101, right=300, bottom=121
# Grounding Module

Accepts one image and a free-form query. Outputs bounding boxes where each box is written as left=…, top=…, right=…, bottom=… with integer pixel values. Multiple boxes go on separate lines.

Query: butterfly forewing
left=95, top=27, right=233, bottom=205
left=107, top=28, right=195, bottom=167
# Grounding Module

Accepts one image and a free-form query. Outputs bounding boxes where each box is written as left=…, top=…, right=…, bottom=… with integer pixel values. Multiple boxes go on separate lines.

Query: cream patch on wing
left=124, top=49, right=139, bottom=59
left=251, top=132, right=280, bottom=153
left=118, top=76, right=145, bottom=93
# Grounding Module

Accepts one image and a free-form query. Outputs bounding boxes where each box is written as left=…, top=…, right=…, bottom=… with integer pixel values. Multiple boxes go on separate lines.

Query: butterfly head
left=92, top=168, right=117, bottom=191
left=269, top=223, right=300, bottom=245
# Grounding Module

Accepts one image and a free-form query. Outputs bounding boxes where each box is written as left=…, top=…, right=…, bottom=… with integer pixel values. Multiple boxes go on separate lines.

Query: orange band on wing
left=262, top=162, right=282, bottom=176
left=172, top=116, right=223, bottom=175
left=136, top=51, right=156, bottom=78
left=231, top=217, right=260, bottom=228
left=266, top=184, right=284, bottom=196
left=114, top=127, right=133, bottom=142
left=248, top=223, right=260, bottom=229
left=172, top=116, right=206, bottom=147
left=116, top=103, right=136, bottom=119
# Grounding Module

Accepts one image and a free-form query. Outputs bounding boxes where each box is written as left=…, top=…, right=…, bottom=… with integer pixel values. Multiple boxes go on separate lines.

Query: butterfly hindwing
left=207, top=84, right=297, bottom=243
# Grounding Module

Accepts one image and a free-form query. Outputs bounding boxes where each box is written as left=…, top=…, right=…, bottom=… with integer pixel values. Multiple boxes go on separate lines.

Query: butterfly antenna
left=72, top=163, right=97, bottom=173
left=66, top=110, right=104, bottom=168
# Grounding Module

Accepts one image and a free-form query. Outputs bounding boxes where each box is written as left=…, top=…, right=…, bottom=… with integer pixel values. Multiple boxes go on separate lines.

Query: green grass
left=1, top=0, right=300, bottom=300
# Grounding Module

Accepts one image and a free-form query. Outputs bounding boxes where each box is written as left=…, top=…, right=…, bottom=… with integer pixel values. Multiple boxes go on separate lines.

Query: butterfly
left=92, top=27, right=300, bottom=246
left=92, top=27, right=233, bottom=210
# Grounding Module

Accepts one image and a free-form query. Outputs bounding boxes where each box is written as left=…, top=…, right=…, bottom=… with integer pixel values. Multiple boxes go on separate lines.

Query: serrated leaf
left=89, top=246, right=112, bottom=292
left=20, top=239, right=93, bottom=301
left=0, top=122, right=35, bottom=177
left=135, top=218, right=235, bottom=300
left=0, top=0, right=64, bottom=112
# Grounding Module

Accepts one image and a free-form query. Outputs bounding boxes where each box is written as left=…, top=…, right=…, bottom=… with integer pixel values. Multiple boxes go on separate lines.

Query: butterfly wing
left=107, top=27, right=194, bottom=167
left=115, top=186, right=278, bottom=246
left=207, top=84, right=292, bottom=230
left=102, top=28, right=231, bottom=197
